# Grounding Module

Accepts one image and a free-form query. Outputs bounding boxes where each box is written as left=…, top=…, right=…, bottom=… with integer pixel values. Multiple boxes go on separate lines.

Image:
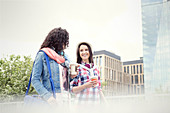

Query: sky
left=0, top=0, right=143, bottom=62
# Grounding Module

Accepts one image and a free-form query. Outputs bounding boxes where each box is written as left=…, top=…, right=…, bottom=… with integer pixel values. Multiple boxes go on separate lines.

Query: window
left=100, top=67, right=102, bottom=78
left=117, top=72, right=119, bottom=82
left=141, top=85, right=144, bottom=94
left=99, top=56, right=102, bottom=66
left=104, top=56, right=106, bottom=66
left=120, top=73, right=122, bottom=82
left=137, top=87, right=140, bottom=94
left=133, top=65, right=136, bottom=74
left=105, top=68, right=107, bottom=79
left=127, top=66, right=129, bottom=74
left=131, top=86, right=133, bottom=94
left=134, top=85, right=136, bottom=94
left=106, top=69, right=108, bottom=79
left=131, top=66, right=132, bottom=74
left=124, top=67, right=126, bottom=73
left=96, top=57, right=98, bottom=65
left=110, top=69, right=112, bottom=80
left=111, top=59, right=113, bottom=68
left=128, top=85, right=130, bottom=94
left=113, top=60, right=115, bottom=69
left=137, top=65, right=139, bottom=74
left=140, top=75, right=142, bottom=84
left=140, top=65, right=142, bottom=73
left=135, top=75, right=138, bottom=84
left=93, top=57, right=95, bottom=61
left=131, top=76, right=133, bottom=84
left=114, top=71, right=116, bottom=80
left=112, top=70, right=114, bottom=80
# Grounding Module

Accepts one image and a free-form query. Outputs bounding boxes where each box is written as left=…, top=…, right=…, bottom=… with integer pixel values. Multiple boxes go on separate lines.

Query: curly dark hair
left=76, top=42, right=94, bottom=64
left=40, top=27, right=69, bottom=54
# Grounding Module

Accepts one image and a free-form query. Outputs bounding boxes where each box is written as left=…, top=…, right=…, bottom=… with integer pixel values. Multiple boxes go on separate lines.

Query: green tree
left=0, top=55, right=36, bottom=102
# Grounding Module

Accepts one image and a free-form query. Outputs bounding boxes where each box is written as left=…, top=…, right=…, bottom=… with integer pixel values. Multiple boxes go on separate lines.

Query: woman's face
left=79, top=45, right=90, bottom=63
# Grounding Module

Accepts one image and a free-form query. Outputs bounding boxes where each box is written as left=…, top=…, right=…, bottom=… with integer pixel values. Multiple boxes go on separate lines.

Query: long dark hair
left=40, top=27, right=69, bottom=54
left=76, top=42, right=94, bottom=64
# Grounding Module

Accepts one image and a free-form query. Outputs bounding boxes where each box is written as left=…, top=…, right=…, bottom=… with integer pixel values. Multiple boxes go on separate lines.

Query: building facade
left=141, top=0, right=170, bottom=94
left=93, top=50, right=131, bottom=96
left=123, top=58, right=144, bottom=95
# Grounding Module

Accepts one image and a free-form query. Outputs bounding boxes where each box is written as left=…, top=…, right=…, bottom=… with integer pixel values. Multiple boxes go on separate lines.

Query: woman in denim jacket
left=31, top=27, right=73, bottom=105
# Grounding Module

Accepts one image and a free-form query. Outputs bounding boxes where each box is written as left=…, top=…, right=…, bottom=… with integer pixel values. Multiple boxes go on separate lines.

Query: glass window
left=120, top=73, right=122, bottom=82
left=131, top=66, right=132, bottom=74
left=134, top=85, right=136, bottom=94
left=131, top=86, right=133, bottom=94
left=117, top=72, right=119, bottom=82
left=140, top=75, right=142, bottom=84
left=111, top=59, right=113, bottom=68
left=137, top=65, right=139, bottom=74
left=113, top=60, right=115, bottom=69
left=127, top=66, right=129, bottom=74
left=133, top=65, right=136, bottom=74
left=135, top=75, right=138, bottom=84
left=105, top=68, right=107, bottom=79
left=128, top=85, right=130, bottom=94
left=131, top=76, right=133, bottom=84
left=140, top=65, right=142, bottom=73
left=141, top=85, right=144, bottom=94
left=124, top=66, right=126, bottom=73
left=99, top=56, right=102, bottom=66
left=114, top=71, right=116, bottom=81
left=110, top=69, right=112, bottom=80
left=96, top=57, right=98, bottom=65
left=137, top=87, right=140, bottom=94
left=104, top=56, right=106, bottom=66
left=100, top=67, right=102, bottom=78
left=112, top=70, right=114, bottom=80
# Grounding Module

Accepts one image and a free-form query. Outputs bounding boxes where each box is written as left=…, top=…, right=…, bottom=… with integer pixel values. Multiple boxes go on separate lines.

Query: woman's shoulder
left=35, top=51, right=45, bottom=60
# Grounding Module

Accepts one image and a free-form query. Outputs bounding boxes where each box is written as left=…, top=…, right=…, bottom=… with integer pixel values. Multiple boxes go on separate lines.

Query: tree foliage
left=0, top=55, right=36, bottom=102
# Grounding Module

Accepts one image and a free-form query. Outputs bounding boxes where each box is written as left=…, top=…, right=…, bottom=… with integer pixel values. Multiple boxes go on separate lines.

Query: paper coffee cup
left=70, top=63, right=78, bottom=75
left=90, top=76, right=98, bottom=81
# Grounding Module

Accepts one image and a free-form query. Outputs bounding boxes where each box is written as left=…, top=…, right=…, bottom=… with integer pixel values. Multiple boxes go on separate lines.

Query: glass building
left=141, top=0, right=170, bottom=94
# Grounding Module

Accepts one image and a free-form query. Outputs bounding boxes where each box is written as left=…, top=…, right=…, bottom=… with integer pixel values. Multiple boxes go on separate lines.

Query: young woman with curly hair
left=31, top=27, right=72, bottom=105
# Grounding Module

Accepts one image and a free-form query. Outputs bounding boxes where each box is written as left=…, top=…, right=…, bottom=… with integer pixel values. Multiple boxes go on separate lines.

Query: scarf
left=41, top=47, right=65, bottom=64
left=80, top=62, right=95, bottom=77
left=81, top=62, right=94, bottom=69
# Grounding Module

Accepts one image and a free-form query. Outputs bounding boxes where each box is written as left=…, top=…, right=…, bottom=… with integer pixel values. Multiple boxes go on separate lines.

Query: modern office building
left=93, top=50, right=131, bottom=96
left=123, top=57, right=144, bottom=95
left=141, top=0, right=170, bottom=94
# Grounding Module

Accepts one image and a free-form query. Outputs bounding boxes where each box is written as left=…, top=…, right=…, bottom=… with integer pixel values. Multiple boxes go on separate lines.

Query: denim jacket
left=31, top=51, right=70, bottom=101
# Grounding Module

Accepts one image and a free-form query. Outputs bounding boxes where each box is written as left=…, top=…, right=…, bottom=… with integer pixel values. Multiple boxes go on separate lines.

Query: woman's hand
left=92, top=79, right=98, bottom=87
left=72, top=80, right=98, bottom=93
left=47, top=96, right=57, bottom=105
left=70, top=64, right=80, bottom=79
left=85, top=80, right=98, bottom=88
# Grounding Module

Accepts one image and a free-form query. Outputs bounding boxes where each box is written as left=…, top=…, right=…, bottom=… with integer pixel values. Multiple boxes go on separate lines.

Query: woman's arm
left=31, top=52, right=52, bottom=101
left=72, top=81, right=97, bottom=93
